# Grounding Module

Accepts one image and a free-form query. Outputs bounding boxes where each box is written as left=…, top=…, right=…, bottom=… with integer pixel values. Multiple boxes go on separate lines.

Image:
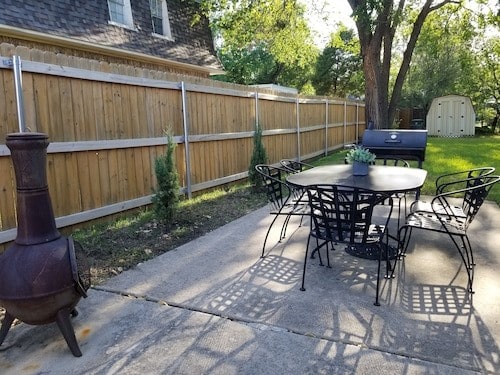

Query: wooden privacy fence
left=0, top=55, right=365, bottom=245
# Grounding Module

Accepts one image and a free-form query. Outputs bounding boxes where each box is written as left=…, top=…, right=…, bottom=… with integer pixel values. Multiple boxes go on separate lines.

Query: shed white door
left=436, top=97, right=472, bottom=136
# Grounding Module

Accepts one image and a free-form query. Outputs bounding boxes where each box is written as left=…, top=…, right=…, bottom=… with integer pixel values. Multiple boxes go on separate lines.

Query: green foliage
left=248, top=124, right=268, bottom=188
left=199, top=0, right=318, bottom=91
left=312, top=25, right=363, bottom=97
left=399, top=5, right=477, bottom=110
left=152, top=134, right=180, bottom=225
left=345, top=145, right=376, bottom=164
left=212, top=44, right=277, bottom=85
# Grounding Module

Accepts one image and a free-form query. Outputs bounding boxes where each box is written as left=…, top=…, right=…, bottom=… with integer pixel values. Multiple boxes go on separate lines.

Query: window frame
left=108, top=0, right=135, bottom=30
left=150, top=0, right=173, bottom=40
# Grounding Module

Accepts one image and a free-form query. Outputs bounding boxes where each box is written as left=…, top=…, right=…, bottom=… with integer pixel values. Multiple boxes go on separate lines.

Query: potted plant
left=345, top=145, right=376, bottom=176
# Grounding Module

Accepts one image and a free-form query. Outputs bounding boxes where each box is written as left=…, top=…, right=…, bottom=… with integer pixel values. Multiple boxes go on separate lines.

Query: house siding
left=0, top=0, right=220, bottom=72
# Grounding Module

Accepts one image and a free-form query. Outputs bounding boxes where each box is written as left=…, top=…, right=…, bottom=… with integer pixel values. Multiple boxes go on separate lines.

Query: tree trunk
left=349, top=0, right=458, bottom=130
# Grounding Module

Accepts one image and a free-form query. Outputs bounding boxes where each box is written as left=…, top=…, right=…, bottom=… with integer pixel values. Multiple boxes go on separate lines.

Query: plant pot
left=352, top=161, right=369, bottom=176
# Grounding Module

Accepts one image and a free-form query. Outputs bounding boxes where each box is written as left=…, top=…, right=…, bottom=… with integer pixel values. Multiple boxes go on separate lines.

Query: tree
left=248, top=124, right=268, bottom=189
left=312, top=24, right=363, bottom=97
left=191, top=0, right=318, bottom=91
left=152, top=134, right=180, bottom=225
left=474, top=37, right=500, bottom=133
left=347, top=0, right=460, bottom=128
left=399, top=6, right=477, bottom=111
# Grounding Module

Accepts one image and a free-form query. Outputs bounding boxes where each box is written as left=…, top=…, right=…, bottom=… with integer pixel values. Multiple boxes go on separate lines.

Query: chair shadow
left=206, top=254, right=302, bottom=322
left=247, top=254, right=303, bottom=285
left=385, top=260, right=500, bottom=372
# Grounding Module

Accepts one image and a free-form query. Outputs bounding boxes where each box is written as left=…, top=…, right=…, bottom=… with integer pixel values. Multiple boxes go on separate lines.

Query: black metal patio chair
left=373, top=157, right=411, bottom=226
left=255, top=164, right=310, bottom=258
left=344, top=156, right=411, bottom=228
left=280, top=159, right=314, bottom=174
left=410, top=167, right=496, bottom=215
left=398, top=174, right=500, bottom=295
left=301, top=184, right=394, bottom=306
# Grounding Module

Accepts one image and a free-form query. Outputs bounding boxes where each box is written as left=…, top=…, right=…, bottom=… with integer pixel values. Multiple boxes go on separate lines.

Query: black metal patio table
left=286, top=164, right=427, bottom=194
left=286, top=164, right=428, bottom=260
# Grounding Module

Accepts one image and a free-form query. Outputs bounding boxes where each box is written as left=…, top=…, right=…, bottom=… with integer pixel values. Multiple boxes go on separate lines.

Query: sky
left=301, top=0, right=355, bottom=48
left=302, top=0, right=499, bottom=48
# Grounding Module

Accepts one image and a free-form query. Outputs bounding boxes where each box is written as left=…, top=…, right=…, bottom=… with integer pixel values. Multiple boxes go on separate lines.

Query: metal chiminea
left=0, top=132, right=90, bottom=357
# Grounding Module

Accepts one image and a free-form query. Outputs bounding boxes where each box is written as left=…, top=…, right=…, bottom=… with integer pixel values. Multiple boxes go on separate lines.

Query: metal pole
left=356, top=103, right=359, bottom=143
left=343, top=101, right=347, bottom=146
left=180, top=81, right=192, bottom=199
left=296, top=97, right=301, bottom=161
left=325, top=99, right=328, bottom=156
left=254, top=91, right=259, bottom=129
left=12, top=55, right=26, bottom=133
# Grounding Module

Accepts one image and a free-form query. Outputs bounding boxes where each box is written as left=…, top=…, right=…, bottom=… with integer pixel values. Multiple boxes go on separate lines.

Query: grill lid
left=362, top=129, right=427, bottom=149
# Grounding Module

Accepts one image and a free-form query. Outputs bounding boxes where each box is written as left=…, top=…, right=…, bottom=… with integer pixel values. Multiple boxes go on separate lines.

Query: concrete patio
left=0, top=197, right=499, bottom=374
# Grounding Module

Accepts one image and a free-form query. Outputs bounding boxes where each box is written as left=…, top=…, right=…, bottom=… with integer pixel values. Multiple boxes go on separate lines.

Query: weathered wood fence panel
left=0, top=54, right=365, bottom=245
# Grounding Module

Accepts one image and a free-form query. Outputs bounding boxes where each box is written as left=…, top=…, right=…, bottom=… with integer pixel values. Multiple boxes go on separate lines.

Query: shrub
left=248, top=124, right=268, bottom=188
left=152, top=133, right=180, bottom=225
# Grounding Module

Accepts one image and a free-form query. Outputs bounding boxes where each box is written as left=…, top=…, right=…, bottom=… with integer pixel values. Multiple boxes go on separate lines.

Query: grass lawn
left=313, top=135, right=500, bottom=204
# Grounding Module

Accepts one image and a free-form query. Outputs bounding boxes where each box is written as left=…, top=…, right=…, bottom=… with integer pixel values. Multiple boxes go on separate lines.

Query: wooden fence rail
left=0, top=55, right=365, bottom=244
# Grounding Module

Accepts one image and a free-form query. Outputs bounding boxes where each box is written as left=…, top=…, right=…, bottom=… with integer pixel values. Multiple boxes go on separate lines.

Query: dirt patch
left=74, top=186, right=268, bottom=285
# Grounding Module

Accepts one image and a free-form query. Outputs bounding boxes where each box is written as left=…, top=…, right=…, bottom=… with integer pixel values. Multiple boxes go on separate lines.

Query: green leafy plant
left=152, top=132, right=180, bottom=225
left=345, top=145, right=376, bottom=164
left=248, top=124, right=268, bottom=188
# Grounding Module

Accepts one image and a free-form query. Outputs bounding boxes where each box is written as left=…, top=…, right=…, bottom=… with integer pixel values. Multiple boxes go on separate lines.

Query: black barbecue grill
left=362, top=129, right=428, bottom=168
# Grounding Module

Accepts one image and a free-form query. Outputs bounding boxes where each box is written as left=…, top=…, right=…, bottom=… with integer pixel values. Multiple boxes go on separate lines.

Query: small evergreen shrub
left=152, top=133, right=180, bottom=225
left=248, top=124, right=268, bottom=188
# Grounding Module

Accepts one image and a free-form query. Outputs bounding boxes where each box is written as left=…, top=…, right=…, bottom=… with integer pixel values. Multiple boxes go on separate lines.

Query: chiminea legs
left=56, top=308, right=82, bottom=357
left=0, top=309, right=82, bottom=357
left=0, top=311, right=15, bottom=345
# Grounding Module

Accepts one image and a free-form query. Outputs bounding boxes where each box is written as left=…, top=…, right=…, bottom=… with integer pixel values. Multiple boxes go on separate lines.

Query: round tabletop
left=286, top=164, right=427, bottom=193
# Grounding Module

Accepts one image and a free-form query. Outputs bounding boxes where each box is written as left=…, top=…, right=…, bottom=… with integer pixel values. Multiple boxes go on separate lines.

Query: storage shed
left=426, top=95, right=475, bottom=136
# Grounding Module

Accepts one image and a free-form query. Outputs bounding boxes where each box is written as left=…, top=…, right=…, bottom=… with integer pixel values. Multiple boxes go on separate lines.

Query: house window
left=150, top=0, right=172, bottom=39
left=108, top=0, right=134, bottom=28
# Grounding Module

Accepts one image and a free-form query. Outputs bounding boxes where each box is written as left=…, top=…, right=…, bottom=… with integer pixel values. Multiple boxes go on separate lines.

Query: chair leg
left=447, top=233, right=475, bottom=294
left=279, top=214, right=293, bottom=241
left=384, top=233, right=395, bottom=280
left=374, top=244, right=383, bottom=306
left=325, top=242, right=331, bottom=268
left=462, top=235, right=475, bottom=268
left=399, top=225, right=413, bottom=258
left=261, top=214, right=280, bottom=258
left=300, top=236, right=312, bottom=291
left=390, top=225, right=411, bottom=279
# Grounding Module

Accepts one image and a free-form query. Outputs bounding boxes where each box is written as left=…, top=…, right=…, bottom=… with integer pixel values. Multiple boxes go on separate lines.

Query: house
left=0, top=0, right=222, bottom=77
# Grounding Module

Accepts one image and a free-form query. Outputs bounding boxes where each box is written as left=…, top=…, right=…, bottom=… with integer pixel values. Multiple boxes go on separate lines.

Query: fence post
left=325, top=99, right=328, bottom=156
left=296, top=97, right=301, bottom=161
left=12, top=56, right=26, bottom=133
left=343, top=100, right=347, bottom=146
left=180, top=81, right=192, bottom=199
left=254, top=90, right=259, bottom=128
left=356, top=102, right=359, bottom=144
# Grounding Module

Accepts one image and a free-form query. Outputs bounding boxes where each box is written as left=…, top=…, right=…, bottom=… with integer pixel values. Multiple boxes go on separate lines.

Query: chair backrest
left=434, top=175, right=500, bottom=228
left=306, top=185, right=392, bottom=244
left=255, top=164, right=292, bottom=210
left=461, top=175, right=500, bottom=227
left=280, top=159, right=313, bottom=173
left=435, top=167, right=495, bottom=194
left=344, top=156, right=410, bottom=167
left=372, top=157, right=410, bottom=167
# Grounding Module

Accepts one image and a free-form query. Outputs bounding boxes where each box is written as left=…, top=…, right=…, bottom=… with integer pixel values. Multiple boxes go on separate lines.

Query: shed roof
left=0, top=0, right=222, bottom=74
